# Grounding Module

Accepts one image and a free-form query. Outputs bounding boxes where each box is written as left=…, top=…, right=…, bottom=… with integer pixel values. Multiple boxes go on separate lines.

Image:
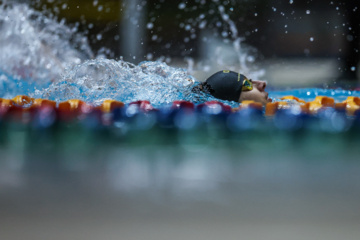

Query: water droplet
left=147, top=23, right=154, bottom=29
left=178, top=3, right=186, bottom=9
left=222, top=14, right=229, bottom=21
left=230, top=7, right=234, bottom=12
left=310, top=37, right=314, bottom=41
left=351, top=66, right=356, bottom=71
left=96, top=34, right=102, bottom=41
left=289, top=0, right=293, bottom=4
left=247, top=56, right=255, bottom=62
left=199, top=21, right=207, bottom=29
left=347, top=35, right=354, bottom=41
left=254, top=13, right=258, bottom=17
left=221, top=31, right=229, bottom=37
left=146, top=53, right=153, bottom=60
left=306, top=10, right=310, bottom=14
left=272, top=7, right=277, bottom=12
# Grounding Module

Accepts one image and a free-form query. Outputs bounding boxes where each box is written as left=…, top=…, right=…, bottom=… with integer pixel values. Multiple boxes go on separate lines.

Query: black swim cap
left=204, top=70, right=246, bottom=102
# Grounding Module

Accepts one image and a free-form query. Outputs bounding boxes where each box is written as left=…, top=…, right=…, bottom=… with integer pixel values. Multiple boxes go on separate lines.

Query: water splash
left=217, top=5, right=265, bottom=80
left=0, top=3, right=93, bottom=86
left=0, top=2, right=239, bottom=107
left=181, top=2, right=265, bottom=81
left=0, top=2, right=243, bottom=107
left=4, top=2, right=358, bottom=108
left=31, top=58, right=223, bottom=107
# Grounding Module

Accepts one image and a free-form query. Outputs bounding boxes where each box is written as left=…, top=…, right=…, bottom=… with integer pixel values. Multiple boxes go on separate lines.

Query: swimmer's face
left=238, top=80, right=271, bottom=105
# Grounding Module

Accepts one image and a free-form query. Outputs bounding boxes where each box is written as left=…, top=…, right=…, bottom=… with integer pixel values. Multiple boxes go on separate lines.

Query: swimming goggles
left=242, top=78, right=253, bottom=91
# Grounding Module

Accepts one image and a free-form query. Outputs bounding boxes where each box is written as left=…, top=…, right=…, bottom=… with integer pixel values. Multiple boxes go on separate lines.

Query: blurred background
left=1, top=1, right=360, bottom=240
left=23, top=0, right=360, bottom=87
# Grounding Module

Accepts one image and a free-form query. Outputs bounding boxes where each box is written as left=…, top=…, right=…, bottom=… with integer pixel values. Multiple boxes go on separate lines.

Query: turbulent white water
left=0, top=3, right=93, bottom=84
left=0, top=2, right=244, bottom=106
left=32, top=59, right=206, bottom=106
left=0, top=1, right=279, bottom=108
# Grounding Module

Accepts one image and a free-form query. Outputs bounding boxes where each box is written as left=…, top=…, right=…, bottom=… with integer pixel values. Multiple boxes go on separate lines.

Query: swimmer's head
left=201, top=70, right=271, bottom=105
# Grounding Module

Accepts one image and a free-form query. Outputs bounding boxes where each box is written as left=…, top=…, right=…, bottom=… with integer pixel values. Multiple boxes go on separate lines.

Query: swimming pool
left=2, top=3, right=360, bottom=240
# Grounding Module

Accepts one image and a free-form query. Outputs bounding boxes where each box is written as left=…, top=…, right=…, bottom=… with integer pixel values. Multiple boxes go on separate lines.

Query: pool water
left=1, top=3, right=360, bottom=240
left=269, top=88, right=360, bottom=103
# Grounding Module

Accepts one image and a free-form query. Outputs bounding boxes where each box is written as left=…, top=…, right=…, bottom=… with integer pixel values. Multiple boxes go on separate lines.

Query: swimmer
left=195, top=70, right=271, bottom=105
